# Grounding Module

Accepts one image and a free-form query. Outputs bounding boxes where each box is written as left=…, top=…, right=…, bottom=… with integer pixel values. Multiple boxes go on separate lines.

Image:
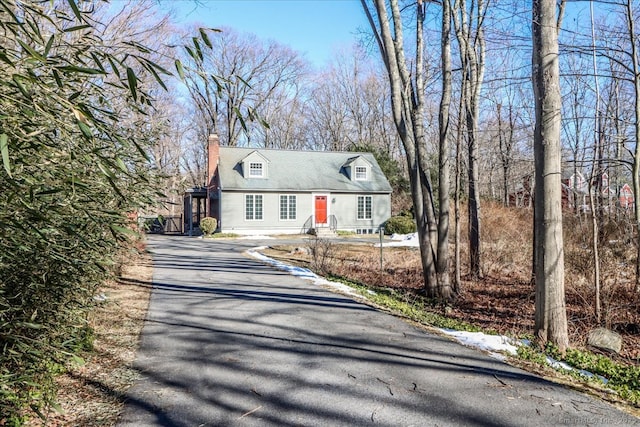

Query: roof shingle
left=218, top=147, right=392, bottom=193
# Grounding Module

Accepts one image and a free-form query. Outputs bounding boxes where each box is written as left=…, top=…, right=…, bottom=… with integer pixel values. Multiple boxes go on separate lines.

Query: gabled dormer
left=342, top=156, right=372, bottom=182
left=241, top=151, right=270, bottom=179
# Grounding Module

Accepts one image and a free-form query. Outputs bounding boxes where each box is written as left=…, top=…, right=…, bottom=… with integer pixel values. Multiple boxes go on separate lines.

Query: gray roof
left=218, top=147, right=393, bottom=193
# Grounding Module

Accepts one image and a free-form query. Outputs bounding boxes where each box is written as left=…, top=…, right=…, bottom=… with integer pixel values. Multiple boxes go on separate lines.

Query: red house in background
left=619, top=183, right=634, bottom=210
left=509, top=170, right=635, bottom=212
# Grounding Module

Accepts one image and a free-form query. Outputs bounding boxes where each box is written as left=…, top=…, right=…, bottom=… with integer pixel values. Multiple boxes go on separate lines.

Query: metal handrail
left=301, top=215, right=313, bottom=234
left=329, top=215, right=337, bottom=232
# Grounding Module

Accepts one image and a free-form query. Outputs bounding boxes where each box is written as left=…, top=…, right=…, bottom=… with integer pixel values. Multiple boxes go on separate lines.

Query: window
left=249, top=162, right=264, bottom=177
left=279, top=195, right=297, bottom=220
left=355, top=166, right=368, bottom=180
left=357, top=196, right=372, bottom=220
left=245, top=194, right=263, bottom=220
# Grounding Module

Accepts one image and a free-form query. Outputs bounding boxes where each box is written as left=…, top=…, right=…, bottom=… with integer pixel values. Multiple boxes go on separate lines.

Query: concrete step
left=314, top=227, right=336, bottom=238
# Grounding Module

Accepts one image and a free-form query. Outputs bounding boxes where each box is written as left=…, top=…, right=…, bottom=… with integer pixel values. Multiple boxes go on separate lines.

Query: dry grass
left=26, top=248, right=152, bottom=427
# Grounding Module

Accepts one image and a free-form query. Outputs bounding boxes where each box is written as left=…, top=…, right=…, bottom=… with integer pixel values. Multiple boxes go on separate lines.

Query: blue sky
left=165, top=0, right=369, bottom=67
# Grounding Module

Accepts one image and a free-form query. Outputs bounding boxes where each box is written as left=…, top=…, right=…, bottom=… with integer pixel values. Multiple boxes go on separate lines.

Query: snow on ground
left=438, top=329, right=519, bottom=360
left=246, top=247, right=361, bottom=298
left=375, top=232, right=420, bottom=248
left=245, top=247, right=608, bottom=382
left=545, top=355, right=609, bottom=384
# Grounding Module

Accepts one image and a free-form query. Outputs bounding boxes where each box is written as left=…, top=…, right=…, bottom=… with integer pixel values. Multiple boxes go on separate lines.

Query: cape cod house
left=187, top=134, right=392, bottom=235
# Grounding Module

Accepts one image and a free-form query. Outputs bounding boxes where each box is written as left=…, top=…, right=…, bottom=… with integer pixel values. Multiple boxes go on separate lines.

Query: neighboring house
left=508, top=170, right=635, bottom=212
left=619, top=183, right=634, bottom=210
left=562, top=170, right=635, bottom=212
left=198, top=134, right=392, bottom=235
left=561, top=170, right=589, bottom=211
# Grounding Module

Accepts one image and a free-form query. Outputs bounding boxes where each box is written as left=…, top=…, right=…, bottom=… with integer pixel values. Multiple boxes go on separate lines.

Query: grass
left=328, top=275, right=482, bottom=332
left=516, top=344, right=640, bottom=409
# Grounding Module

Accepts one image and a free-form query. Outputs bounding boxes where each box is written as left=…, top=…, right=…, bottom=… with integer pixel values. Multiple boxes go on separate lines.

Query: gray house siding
left=220, top=191, right=311, bottom=234
left=330, top=193, right=391, bottom=234
left=219, top=191, right=390, bottom=235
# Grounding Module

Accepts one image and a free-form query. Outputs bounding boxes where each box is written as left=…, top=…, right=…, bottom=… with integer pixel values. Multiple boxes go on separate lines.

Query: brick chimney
left=207, top=134, right=220, bottom=188
left=206, top=134, right=220, bottom=218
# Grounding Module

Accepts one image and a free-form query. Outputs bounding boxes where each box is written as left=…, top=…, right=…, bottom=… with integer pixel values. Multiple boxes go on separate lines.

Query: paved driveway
left=117, top=235, right=638, bottom=426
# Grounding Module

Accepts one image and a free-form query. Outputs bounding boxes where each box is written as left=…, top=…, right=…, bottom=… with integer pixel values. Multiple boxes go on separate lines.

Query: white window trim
left=248, top=162, right=264, bottom=178
left=354, top=166, right=368, bottom=181
left=279, top=194, right=297, bottom=221
left=245, top=194, right=264, bottom=221
left=357, top=195, right=373, bottom=220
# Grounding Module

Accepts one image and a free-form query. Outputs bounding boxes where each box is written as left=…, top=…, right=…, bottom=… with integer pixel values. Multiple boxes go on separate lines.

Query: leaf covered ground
left=25, top=250, right=153, bottom=427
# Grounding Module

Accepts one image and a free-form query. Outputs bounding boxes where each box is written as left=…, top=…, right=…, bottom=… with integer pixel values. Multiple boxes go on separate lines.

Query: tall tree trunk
left=589, top=1, right=601, bottom=322
left=532, top=0, right=569, bottom=353
left=437, top=0, right=453, bottom=297
left=362, top=0, right=441, bottom=297
left=625, top=0, right=640, bottom=293
left=467, top=113, right=482, bottom=278
left=452, top=0, right=486, bottom=279
left=454, top=92, right=463, bottom=293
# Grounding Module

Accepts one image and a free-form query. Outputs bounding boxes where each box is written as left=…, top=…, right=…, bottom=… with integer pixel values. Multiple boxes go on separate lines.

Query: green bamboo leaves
left=0, top=133, right=10, bottom=177
left=0, top=0, right=172, bottom=423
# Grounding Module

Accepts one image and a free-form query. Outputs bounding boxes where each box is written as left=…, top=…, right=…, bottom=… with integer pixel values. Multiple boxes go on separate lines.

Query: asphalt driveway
left=117, top=235, right=638, bottom=426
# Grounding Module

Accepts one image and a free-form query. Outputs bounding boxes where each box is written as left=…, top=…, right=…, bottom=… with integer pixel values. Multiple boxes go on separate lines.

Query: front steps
left=312, top=227, right=337, bottom=238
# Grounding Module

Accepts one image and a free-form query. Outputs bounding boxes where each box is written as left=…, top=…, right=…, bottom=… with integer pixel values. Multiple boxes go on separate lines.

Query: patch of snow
left=375, top=232, right=420, bottom=248
left=438, top=329, right=519, bottom=360
left=246, top=247, right=361, bottom=298
left=239, top=235, right=275, bottom=240
left=546, top=356, right=609, bottom=384
left=93, top=293, right=108, bottom=302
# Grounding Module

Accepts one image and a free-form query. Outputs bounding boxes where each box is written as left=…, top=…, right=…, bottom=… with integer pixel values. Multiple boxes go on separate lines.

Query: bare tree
left=255, top=81, right=309, bottom=149
left=181, top=28, right=307, bottom=147
left=438, top=0, right=453, bottom=293
left=361, top=0, right=453, bottom=299
left=624, top=0, right=640, bottom=292
left=305, top=71, right=351, bottom=151
left=451, top=0, right=487, bottom=279
left=532, top=0, right=569, bottom=353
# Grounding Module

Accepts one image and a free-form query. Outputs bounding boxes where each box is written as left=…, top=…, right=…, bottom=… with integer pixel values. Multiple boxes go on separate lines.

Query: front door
left=314, top=196, right=328, bottom=225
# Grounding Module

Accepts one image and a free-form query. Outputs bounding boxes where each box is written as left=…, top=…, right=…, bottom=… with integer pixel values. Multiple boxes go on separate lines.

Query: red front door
left=315, top=196, right=327, bottom=224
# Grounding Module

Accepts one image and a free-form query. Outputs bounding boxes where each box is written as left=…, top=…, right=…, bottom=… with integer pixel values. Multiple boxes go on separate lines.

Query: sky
left=163, top=0, right=370, bottom=67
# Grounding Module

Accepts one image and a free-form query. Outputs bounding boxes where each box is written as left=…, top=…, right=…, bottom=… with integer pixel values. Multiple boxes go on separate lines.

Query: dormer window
left=343, top=156, right=372, bottom=182
left=355, top=166, right=368, bottom=181
left=249, top=162, right=264, bottom=178
left=241, top=151, right=269, bottom=179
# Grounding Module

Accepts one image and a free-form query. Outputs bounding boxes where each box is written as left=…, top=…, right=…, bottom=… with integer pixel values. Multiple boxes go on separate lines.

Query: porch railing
left=328, top=215, right=337, bottom=232
left=300, top=215, right=338, bottom=234
left=301, top=215, right=313, bottom=234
